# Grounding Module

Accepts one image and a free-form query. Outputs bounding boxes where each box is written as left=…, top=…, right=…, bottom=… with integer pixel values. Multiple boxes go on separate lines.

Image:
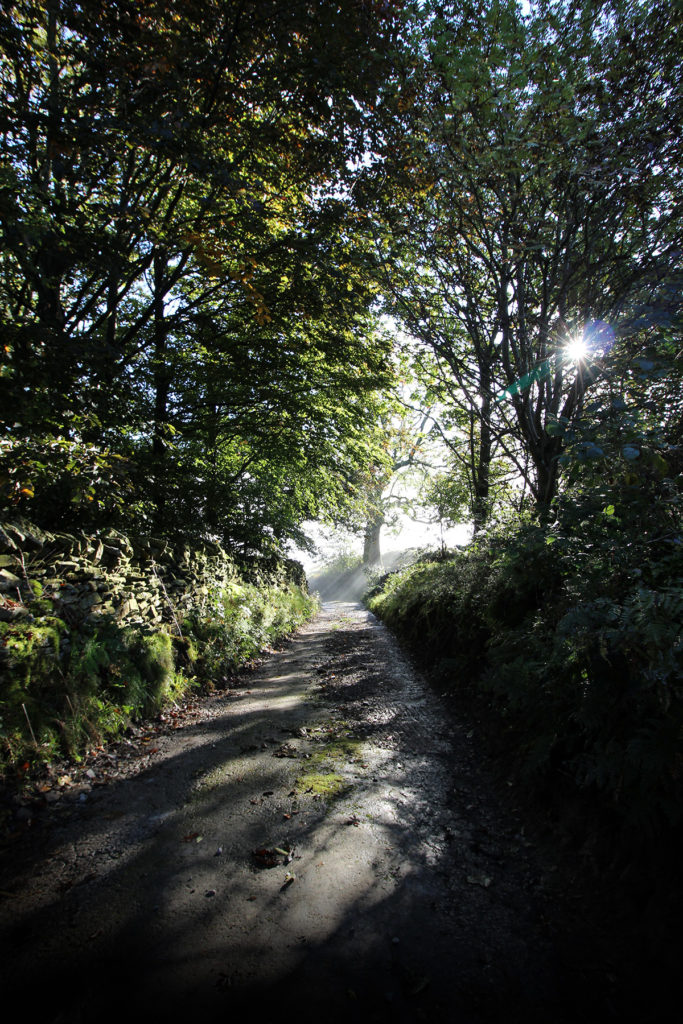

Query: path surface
left=1, top=602, right=609, bottom=1022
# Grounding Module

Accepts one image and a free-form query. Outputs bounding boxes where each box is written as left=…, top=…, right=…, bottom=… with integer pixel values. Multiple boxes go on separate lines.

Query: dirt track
left=0, top=602, right=627, bottom=1022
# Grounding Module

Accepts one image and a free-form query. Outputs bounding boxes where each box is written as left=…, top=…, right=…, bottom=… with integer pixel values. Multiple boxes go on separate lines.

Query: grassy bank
left=367, top=511, right=683, bottom=861
left=1, top=571, right=317, bottom=775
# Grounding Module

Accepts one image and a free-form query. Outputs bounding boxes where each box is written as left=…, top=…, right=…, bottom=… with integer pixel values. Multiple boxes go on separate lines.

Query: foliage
left=368, top=435, right=683, bottom=845
left=0, top=568, right=316, bottom=773
left=0, top=0, right=401, bottom=551
left=184, top=573, right=317, bottom=680
left=315, top=549, right=364, bottom=576
left=356, top=397, right=440, bottom=562
left=368, top=0, right=683, bottom=523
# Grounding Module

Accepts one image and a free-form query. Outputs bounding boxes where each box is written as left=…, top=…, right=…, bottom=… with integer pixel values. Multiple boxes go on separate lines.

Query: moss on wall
left=0, top=519, right=315, bottom=773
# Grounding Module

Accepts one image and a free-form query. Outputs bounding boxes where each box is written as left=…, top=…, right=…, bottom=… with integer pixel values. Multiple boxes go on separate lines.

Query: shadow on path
left=0, top=603, right=631, bottom=1023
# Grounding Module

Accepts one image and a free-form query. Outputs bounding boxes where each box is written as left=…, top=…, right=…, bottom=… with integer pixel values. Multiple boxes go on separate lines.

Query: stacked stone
left=0, top=519, right=239, bottom=633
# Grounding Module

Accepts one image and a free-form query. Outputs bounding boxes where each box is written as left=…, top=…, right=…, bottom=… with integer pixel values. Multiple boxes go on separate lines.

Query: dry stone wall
left=0, top=518, right=243, bottom=632
left=0, top=520, right=313, bottom=767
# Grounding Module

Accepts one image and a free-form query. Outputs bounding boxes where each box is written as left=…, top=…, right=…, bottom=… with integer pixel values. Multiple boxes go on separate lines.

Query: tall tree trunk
left=472, top=374, right=492, bottom=533
left=152, top=249, right=170, bottom=534
left=363, top=514, right=383, bottom=565
left=533, top=435, right=562, bottom=518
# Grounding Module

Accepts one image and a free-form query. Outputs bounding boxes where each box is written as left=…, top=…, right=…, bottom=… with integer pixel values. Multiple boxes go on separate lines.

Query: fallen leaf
left=252, top=848, right=280, bottom=868
left=273, top=744, right=298, bottom=759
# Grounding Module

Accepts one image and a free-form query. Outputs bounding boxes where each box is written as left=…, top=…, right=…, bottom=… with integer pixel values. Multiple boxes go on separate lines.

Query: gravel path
left=0, top=602, right=617, bottom=1023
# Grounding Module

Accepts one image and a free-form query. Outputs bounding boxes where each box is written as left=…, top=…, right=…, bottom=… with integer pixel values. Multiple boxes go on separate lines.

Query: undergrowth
left=367, top=477, right=683, bottom=861
left=0, top=571, right=317, bottom=775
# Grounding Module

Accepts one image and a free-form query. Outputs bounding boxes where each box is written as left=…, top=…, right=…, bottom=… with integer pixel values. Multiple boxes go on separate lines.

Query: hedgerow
left=368, top=481, right=683, bottom=848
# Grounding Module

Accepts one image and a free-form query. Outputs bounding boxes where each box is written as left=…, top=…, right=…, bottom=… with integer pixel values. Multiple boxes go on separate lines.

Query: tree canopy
left=1, top=0, right=400, bottom=552
left=367, top=0, right=682, bottom=526
left=1, top=0, right=681, bottom=557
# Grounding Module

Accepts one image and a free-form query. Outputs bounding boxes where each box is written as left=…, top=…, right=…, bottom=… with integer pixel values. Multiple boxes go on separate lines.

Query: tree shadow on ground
left=1, top=605, right=678, bottom=1024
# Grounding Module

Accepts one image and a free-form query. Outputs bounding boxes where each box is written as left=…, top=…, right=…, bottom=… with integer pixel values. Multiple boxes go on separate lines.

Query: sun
left=565, top=334, right=589, bottom=363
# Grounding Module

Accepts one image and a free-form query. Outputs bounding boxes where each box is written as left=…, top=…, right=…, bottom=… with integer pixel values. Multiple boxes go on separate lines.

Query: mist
left=295, top=517, right=473, bottom=604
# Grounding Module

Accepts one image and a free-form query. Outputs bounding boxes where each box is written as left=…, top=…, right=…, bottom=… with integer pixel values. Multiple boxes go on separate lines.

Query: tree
left=0, top=0, right=402, bottom=549
left=351, top=376, right=446, bottom=564
left=368, top=0, right=683, bottom=523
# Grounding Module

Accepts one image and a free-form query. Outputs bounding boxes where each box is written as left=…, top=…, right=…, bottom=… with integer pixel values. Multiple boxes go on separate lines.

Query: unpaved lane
left=1, top=602, right=598, bottom=1023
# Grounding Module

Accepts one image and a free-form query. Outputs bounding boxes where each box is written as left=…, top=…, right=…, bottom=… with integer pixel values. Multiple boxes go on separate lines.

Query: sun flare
left=565, top=334, right=588, bottom=362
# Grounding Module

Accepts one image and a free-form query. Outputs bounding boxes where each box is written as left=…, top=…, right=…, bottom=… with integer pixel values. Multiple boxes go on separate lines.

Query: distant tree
left=354, top=383, right=444, bottom=564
